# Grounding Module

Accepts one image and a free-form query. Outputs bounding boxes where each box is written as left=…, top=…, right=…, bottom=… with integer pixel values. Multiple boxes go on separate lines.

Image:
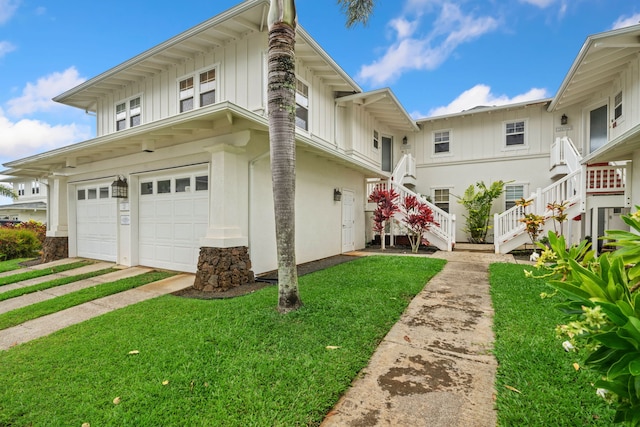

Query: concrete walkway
left=0, top=261, right=194, bottom=351
left=322, top=249, right=517, bottom=427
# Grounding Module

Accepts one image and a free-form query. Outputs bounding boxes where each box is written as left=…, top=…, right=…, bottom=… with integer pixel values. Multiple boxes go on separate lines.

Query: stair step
left=453, top=243, right=494, bottom=253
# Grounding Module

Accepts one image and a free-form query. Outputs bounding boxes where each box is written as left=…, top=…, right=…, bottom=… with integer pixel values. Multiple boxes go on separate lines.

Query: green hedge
left=0, top=228, right=41, bottom=261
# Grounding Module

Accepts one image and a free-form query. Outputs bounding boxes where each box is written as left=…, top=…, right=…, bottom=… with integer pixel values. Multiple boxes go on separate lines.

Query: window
left=433, top=188, right=450, bottom=213
left=295, top=78, right=309, bottom=131
left=614, top=91, right=623, bottom=120
left=505, top=121, right=525, bottom=146
left=157, top=180, right=171, bottom=194
left=31, top=181, right=40, bottom=195
left=199, top=70, right=216, bottom=107
left=141, top=182, right=153, bottom=195
left=373, top=130, right=379, bottom=149
left=17, top=183, right=25, bottom=196
left=87, top=189, right=97, bottom=200
left=77, top=189, right=86, bottom=200
left=178, top=67, right=217, bottom=113
left=175, top=177, right=190, bottom=193
left=129, top=97, right=141, bottom=127
left=505, top=184, right=525, bottom=210
left=195, top=176, right=208, bottom=191
left=179, top=77, right=194, bottom=112
left=115, top=95, right=142, bottom=131
left=434, top=130, right=450, bottom=154
left=99, top=187, right=110, bottom=199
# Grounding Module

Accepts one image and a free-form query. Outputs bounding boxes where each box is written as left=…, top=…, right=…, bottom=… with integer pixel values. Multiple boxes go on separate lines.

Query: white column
left=46, top=176, right=69, bottom=237
left=200, top=131, right=251, bottom=248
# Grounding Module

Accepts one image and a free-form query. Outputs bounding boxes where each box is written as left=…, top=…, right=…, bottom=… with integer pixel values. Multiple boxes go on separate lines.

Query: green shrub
left=15, top=220, right=46, bottom=244
left=0, top=228, right=41, bottom=261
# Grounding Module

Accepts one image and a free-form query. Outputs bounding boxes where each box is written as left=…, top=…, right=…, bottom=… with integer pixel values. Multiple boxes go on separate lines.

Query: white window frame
left=114, top=94, right=142, bottom=131
left=295, top=77, right=309, bottom=132
left=504, top=183, right=528, bottom=210
left=31, top=180, right=40, bottom=195
left=17, top=183, right=25, bottom=196
left=433, top=129, right=451, bottom=155
left=177, top=64, right=220, bottom=114
left=614, top=90, right=624, bottom=125
left=373, top=130, right=379, bottom=150
left=504, top=119, right=527, bottom=149
left=432, top=187, right=452, bottom=213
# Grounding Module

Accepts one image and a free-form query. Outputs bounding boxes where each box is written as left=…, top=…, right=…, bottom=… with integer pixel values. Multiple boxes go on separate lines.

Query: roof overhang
left=53, top=0, right=360, bottom=112
left=336, top=88, right=420, bottom=134
left=417, top=98, right=552, bottom=123
left=549, top=24, right=640, bottom=111
left=581, top=122, right=640, bottom=164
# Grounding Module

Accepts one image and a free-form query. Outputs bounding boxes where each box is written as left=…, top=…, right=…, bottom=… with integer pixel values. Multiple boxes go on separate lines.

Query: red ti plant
left=369, top=186, right=399, bottom=250
left=401, top=194, right=438, bottom=253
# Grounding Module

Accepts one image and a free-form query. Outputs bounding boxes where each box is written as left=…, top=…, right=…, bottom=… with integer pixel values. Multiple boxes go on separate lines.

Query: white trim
left=176, top=63, right=221, bottom=113
left=502, top=118, right=528, bottom=150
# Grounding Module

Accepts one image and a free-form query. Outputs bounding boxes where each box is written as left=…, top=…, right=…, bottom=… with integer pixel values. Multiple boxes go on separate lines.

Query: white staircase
left=493, top=137, right=630, bottom=254
left=367, top=154, right=456, bottom=252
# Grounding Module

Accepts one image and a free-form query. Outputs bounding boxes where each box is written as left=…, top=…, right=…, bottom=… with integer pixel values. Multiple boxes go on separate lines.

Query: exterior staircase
left=367, top=154, right=456, bottom=252
left=493, top=136, right=630, bottom=254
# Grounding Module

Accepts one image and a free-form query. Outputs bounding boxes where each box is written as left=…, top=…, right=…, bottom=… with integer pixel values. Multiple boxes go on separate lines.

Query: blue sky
left=1, top=0, right=639, bottom=186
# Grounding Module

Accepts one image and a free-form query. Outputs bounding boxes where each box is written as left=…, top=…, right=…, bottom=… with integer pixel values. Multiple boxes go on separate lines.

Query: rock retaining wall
left=41, top=236, right=69, bottom=263
left=194, top=246, right=255, bottom=292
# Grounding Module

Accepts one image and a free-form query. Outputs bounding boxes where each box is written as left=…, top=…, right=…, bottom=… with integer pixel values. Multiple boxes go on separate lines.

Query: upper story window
left=178, top=67, right=217, bottom=113
left=434, top=130, right=450, bottom=154
left=295, top=78, right=309, bottom=131
left=505, top=120, right=525, bottom=147
left=373, top=130, right=379, bottom=149
left=31, top=181, right=40, bottom=195
left=17, top=183, right=25, bottom=196
left=614, top=91, right=623, bottom=120
left=115, top=95, right=142, bottom=131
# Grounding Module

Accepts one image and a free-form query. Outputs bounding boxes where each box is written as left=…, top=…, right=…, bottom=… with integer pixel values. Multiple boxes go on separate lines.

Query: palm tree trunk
left=268, top=1, right=302, bottom=313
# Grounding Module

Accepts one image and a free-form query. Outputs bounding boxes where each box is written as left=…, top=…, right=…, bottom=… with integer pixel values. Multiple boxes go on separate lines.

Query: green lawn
left=0, top=256, right=445, bottom=426
left=0, top=258, right=31, bottom=273
left=0, top=260, right=93, bottom=287
left=490, top=263, right=615, bottom=426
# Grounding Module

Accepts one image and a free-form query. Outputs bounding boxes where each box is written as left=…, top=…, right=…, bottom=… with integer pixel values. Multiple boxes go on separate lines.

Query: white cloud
left=357, top=2, right=499, bottom=86
left=0, top=40, right=15, bottom=58
left=6, top=67, right=85, bottom=117
left=612, top=13, right=640, bottom=30
left=519, top=0, right=555, bottom=7
left=0, top=107, right=91, bottom=162
left=0, top=0, right=19, bottom=25
left=425, top=84, right=549, bottom=117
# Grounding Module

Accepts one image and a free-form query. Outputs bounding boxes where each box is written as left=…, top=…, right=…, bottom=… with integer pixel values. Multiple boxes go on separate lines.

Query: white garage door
left=138, top=169, right=209, bottom=273
left=76, top=183, right=117, bottom=262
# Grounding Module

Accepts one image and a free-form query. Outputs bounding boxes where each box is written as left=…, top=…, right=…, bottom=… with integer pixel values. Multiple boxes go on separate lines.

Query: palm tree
left=0, top=185, right=18, bottom=200
left=267, top=0, right=375, bottom=313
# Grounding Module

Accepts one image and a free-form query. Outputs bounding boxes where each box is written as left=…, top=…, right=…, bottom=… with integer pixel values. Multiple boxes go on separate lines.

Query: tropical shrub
left=456, top=180, right=506, bottom=243
left=399, top=194, right=437, bottom=253
left=527, top=210, right=640, bottom=425
left=14, top=220, right=46, bottom=244
left=0, top=228, right=41, bottom=261
left=368, top=187, right=399, bottom=250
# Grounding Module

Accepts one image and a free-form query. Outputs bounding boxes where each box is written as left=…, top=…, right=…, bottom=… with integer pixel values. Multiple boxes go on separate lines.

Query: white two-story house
left=0, top=178, right=47, bottom=224
left=3, top=0, right=640, bottom=282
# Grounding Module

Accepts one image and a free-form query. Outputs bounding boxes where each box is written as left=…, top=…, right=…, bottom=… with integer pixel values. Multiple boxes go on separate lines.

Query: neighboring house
left=0, top=178, right=47, bottom=223
left=2, top=0, right=639, bottom=280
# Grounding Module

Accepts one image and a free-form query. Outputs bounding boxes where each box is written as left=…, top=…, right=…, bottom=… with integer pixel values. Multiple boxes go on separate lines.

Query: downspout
left=248, top=150, right=270, bottom=259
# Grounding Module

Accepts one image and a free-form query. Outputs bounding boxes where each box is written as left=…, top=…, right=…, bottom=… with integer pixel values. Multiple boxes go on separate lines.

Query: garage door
left=76, top=183, right=117, bottom=262
left=138, top=169, right=209, bottom=272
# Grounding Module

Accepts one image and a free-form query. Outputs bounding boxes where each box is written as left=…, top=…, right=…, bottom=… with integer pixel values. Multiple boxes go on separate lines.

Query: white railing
left=391, top=154, right=416, bottom=186
left=390, top=181, right=456, bottom=251
left=586, top=163, right=627, bottom=194
left=494, top=168, right=583, bottom=252
left=550, top=136, right=581, bottom=173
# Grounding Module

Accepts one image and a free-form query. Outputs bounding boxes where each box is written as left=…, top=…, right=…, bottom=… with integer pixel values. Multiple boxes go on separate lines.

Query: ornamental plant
left=399, top=194, right=438, bottom=253
left=0, top=228, right=40, bottom=261
left=516, top=197, right=545, bottom=249
left=526, top=210, right=640, bottom=425
left=369, top=187, right=399, bottom=250
left=456, top=180, right=505, bottom=244
left=547, top=200, right=569, bottom=236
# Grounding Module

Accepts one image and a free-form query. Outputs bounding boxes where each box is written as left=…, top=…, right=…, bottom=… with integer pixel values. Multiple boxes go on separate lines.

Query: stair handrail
left=391, top=154, right=416, bottom=186
left=389, top=180, right=456, bottom=251
left=550, top=136, right=581, bottom=173
left=494, top=167, right=583, bottom=252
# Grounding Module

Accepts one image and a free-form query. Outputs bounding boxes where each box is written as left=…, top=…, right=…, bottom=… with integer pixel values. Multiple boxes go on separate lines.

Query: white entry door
left=138, top=169, right=209, bottom=272
left=76, top=182, right=117, bottom=262
left=342, top=188, right=355, bottom=253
